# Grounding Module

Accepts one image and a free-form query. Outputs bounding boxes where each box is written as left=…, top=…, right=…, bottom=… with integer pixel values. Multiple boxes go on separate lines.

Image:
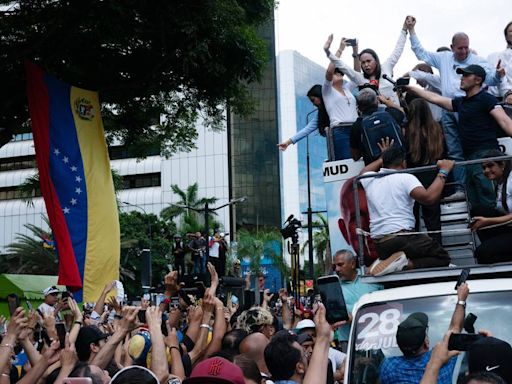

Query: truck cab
left=344, top=278, right=512, bottom=384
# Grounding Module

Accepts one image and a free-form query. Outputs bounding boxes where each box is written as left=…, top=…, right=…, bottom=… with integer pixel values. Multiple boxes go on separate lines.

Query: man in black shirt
left=406, top=64, right=512, bottom=209
left=350, top=88, right=405, bottom=165
left=172, top=234, right=186, bottom=279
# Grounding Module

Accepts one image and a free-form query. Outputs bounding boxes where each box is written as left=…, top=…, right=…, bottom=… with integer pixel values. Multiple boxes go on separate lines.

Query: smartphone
left=316, top=276, right=349, bottom=323
left=464, top=313, right=478, bottom=334
left=63, top=379, right=93, bottom=384
left=395, top=77, right=410, bottom=87
left=345, top=38, right=357, bottom=46
left=455, top=268, right=470, bottom=290
left=55, top=323, right=67, bottom=349
left=170, top=296, right=180, bottom=309
left=7, top=293, right=20, bottom=316
left=138, top=309, right=147, bottom=324
left=448, top=333, right=484, bottom=351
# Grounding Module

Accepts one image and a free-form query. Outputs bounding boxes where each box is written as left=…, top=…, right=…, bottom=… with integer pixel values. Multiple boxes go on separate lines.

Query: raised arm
left=448, top=283, right=469, bottom=332
left=405, top=85, right=453, bottom=111
left=410, top=159, right=454, bottom=205
left=490, top=105, right=512, bottom=136
left=408, top=17, right=441, bottom=68
left=382, top=17, right=409, bottom=70
left=408, top=70, right=442, bottom=92
left=325, top=35, right=365, bottom=85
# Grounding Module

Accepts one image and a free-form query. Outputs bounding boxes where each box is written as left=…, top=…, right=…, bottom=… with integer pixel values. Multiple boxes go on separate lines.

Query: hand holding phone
left=455, top=268, right=470, bottom=290
left=316, top=275, right=349, bottom=323
left=448, top=333, right=483, bottom=351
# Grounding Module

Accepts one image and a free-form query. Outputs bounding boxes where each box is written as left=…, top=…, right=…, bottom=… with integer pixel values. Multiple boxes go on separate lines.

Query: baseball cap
left=75, top=325, right=109, bottom=360
left=128, top=331, right=152, bottom=363
left=456, top=64, right=486, bottom=82
left=43, top=286, right=60, bottom=296
left=468, top=336, right=512, bottom=383
left=183, top=357, right=245, bottom=384
left=396, top=312, right=428, bottom=353
left=295, top=319, right=316, bottom=332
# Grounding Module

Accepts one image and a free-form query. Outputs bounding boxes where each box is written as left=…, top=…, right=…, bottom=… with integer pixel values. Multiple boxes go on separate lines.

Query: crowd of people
left=279, top=15, right=512, bottom=274
left=2, top=259, right=512, bottom=384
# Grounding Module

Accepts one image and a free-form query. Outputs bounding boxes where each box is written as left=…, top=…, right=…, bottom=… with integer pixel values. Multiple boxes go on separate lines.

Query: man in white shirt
left=38, top=285, right=63, bottom=320
left=487, top=21, right=512, bottom=98
left=361, top=147, right=454, bottom=276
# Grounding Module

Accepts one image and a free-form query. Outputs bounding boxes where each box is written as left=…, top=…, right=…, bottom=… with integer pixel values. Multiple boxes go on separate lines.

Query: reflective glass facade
left=229, top=20, right=281, bottom=228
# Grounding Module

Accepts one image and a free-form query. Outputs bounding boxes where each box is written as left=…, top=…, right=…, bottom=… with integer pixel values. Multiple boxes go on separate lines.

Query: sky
left=275, top=0, right=512, bottom=76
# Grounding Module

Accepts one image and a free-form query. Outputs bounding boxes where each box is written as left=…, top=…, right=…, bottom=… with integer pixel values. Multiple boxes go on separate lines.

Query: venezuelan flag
left=25, top=62, right=119, bottom=302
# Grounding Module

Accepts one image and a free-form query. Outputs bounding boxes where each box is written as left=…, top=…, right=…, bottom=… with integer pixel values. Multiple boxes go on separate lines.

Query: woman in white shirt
left=324, top=16, right=413, bottom=105
left=470, top=149, right=512, bottom=263
left=322, top=34, right=358, bottom=159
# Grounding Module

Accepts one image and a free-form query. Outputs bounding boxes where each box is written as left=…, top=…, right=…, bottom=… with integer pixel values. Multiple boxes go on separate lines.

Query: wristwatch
left=457, top=300, right=466, bottom=307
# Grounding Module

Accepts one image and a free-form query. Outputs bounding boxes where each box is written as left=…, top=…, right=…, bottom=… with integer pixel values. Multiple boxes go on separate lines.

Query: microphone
left=284, top=214, right=294, bottom=224
left=382, top=74, right=396, bottom=85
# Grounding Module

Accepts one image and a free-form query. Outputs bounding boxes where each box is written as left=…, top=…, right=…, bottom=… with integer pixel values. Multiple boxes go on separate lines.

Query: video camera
left=280, top=214, right=302, bottom=243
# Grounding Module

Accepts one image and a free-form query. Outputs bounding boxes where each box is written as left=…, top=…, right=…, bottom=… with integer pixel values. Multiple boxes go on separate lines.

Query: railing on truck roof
left=350, top=154, right=512, bottom=286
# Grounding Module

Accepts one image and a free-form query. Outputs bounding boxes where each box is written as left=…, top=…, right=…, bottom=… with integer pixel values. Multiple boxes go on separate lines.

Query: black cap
left=75, top=326, right=109, bottom=361
left=396, top=312, right=428, bottom=353
left=456, top=64, right=486, bottom=82
left=468, top=337, right=512, bottom=383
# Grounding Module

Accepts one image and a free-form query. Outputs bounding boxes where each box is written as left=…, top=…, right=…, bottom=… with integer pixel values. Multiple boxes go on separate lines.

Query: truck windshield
left=348, top=290, right=512, bottom=384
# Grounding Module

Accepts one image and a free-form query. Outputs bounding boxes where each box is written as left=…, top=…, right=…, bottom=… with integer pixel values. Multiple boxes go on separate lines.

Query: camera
left=281, top=215, right=302, bottom=242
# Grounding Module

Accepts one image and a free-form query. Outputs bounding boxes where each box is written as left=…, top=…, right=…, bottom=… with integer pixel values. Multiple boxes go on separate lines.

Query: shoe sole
left=370, top=252, right=405, bottom=276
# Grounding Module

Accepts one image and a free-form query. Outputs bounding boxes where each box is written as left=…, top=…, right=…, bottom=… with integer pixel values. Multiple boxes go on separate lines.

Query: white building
left=0, top=122, right=230, bottom=255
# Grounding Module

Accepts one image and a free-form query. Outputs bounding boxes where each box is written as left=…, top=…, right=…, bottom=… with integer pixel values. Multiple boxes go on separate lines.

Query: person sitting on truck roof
left=379, top=282, right=469, bottom=384
left=469, top=149, right=512, bottom=264
left=361, top=146, right=453, bottom=276
left=332, top=249, right=382, bottom=350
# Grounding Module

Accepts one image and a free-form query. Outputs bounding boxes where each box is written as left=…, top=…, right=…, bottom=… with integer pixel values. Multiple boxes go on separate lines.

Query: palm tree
left=236, top=227, right=288, bottom=278
left=161, top=183, right=219, bottom=233
left=301, top=213, right=332, bottom=276
left=1, top=216, right=58, bottom=274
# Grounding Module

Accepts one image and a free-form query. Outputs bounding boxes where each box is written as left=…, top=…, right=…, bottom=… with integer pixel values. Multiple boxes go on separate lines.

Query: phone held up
left=448, top=333, right=483, bottom=351
left=345, top=38, right=357, bottom=46
left=316, top=275, right=349, bottom=324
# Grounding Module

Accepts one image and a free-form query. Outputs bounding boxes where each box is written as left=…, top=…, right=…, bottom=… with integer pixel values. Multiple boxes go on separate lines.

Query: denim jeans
left=441, top=111, right=465, bottom=192
left=466, top=149, right=497, bottom=210
left=193, top=253, right=207, bottom=274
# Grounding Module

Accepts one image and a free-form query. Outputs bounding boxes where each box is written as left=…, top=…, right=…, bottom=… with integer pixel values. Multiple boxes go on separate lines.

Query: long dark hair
left=406, top=98, right=444, bottom=165
left=483, top=149, right=512, bottom=212
left=359, top=49, right=382, bottom=80
left=307, top=84, right=329, bottom=136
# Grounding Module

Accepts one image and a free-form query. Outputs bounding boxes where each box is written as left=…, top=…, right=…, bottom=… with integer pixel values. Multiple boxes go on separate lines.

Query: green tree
left=301, top=214, right=332, bottom=277
left=1, top=217, right=58, bottom=274
left=161, top=183, right=219, bottom=234
left=119, top=211, right=175, bottom=297
left=0, top=1, right=276, bottom=155
left=236, top=227, right=287, bottom=278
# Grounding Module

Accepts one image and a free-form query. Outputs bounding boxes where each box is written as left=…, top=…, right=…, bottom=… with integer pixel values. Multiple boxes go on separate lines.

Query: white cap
left=296, top=319, right=316, bottom=331
left=43, top=286, right=60, bottom=296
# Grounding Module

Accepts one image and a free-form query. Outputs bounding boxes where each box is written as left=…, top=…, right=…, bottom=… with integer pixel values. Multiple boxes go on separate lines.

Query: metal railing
left=351, top=154, right=512, bottom=269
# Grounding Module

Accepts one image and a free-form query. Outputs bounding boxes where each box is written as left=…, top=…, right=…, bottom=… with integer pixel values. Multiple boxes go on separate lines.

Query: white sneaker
left=444, top=191, right=465, bottom=202
left=370, top=251, right=409, bottom=276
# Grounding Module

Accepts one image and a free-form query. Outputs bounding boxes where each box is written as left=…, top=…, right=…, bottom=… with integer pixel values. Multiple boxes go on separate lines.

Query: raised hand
left=324, top=34, right=334, bottom=54
left=207, top=262, right=219, bottom=294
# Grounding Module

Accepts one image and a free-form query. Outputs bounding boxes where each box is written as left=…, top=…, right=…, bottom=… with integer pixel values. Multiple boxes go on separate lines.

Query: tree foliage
left=236, top=227, right=287, bottom=277
left=0, top=0, right=276, bottom=156
left=119, top=211, right=175, bottom=296
left=161, top=183, right=220, bottom=234
left=301, top=214, right=331, bottom=276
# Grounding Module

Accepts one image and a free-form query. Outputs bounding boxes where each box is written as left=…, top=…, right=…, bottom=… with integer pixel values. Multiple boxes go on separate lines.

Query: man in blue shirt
left=380, top=283, right=469, bottom=384
left=333, top=249, right=382, bottom=350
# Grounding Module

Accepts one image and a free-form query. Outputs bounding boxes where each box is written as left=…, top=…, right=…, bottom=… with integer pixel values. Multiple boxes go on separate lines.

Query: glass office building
left=277, top=50, right=327, bottom=222
left=229, top=20, right=281, bottom=230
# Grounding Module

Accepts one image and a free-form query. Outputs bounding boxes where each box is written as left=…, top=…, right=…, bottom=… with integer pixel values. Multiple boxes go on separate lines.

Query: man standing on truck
left=379, top=282, right=469, bottom=384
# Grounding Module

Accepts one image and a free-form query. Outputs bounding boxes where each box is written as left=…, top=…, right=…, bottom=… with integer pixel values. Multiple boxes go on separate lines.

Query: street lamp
left=305, top=109, right=316, bottom=279
left=172, top=196, right=247, bottom=262
left=121, top=201, right=152, bottom=289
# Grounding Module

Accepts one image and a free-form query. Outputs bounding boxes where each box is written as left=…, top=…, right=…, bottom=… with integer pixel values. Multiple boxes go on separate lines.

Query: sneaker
left=370, top=251, right=409, bottom=276
left=444, top=191, right=465, bottom=202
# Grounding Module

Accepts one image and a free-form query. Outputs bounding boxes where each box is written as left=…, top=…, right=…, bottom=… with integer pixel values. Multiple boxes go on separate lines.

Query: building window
left=121, top=173, right=161, bottom=190
left=109, top=145, right=160, bottom=160
left=0, top=186, right=41, bottom=201
left=0, top=155, right=37, bottom=171
left=12, top=133, right=34, bottom=141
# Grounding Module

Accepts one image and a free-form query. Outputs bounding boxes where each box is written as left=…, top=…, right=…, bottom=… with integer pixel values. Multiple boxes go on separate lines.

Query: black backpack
left=361, top=110, right=405, bottom=161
